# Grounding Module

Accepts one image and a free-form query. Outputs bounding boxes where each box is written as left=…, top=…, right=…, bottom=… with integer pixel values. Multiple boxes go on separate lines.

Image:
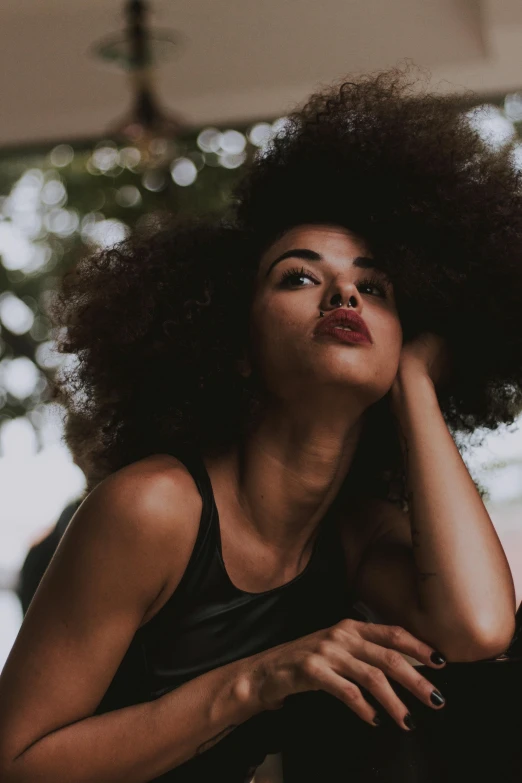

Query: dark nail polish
left=372, top=714, right=381, bottom=726
left=403, top=713, right=416, bottom=730
left=430, top=689, right=445, bottom=706
left=430, top=651, right=446, bottom=665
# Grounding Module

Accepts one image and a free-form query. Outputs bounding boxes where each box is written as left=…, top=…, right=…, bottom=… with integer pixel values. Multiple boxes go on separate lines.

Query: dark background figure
left=15, top=451, right=90, bottom=615
left=15, top=499, right=82, bottom=616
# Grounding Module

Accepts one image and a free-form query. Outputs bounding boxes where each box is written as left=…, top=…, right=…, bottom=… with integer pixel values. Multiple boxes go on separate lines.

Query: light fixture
left=90, top=0, right=185, bottom=170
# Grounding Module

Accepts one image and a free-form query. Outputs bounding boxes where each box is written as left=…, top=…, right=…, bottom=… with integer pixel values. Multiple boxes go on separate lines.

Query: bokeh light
left=0, top=416, right=38, bottom=458
left=271, top=116, right=291, bottom=138
left=142, top=169, right=168, bottom=192
left=170, top=157, right=198, bottom=186
left=219, top=151, right=247, bottom=169
left=119, top=146, right=142, bottom=169
left=40, top=180, right=67, bottom=207
left=0, top=292, right=35, bottom=334
left=248, top=122, right=273, bottom=147
left=81, top=217, right=129, bottom=248
left=0, top=356, right=41, bottom=399
left=49, top=144, right=74, bottom=168
left=35, top=340, right=64, bottom=371
left=197, top=128, right=222, bottom=153
left=115, top=184, right=142, bottom=207
left=91, top=143, right=120, bottom=173
left=465, top=104, right=516, bottom=149
left=220, top=130, right=246, bottom=154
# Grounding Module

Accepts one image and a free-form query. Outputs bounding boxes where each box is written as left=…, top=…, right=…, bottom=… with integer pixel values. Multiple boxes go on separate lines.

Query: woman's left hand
left=392, top=331, right=453, bottom=391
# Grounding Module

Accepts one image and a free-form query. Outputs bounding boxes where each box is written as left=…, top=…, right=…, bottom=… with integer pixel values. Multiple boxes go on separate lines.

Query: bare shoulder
left=0, top=453, right=203, bottom=763
left=49, top=451, right=204, bottom=628
left=94, top=453, right=204, bottom=613
left=102, top=452, right=203, bottom=540
left=39, top=451, right=204, bottom=634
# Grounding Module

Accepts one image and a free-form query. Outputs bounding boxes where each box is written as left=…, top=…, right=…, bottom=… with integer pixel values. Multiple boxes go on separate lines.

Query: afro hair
left=49, top=61, right=522, bottom=504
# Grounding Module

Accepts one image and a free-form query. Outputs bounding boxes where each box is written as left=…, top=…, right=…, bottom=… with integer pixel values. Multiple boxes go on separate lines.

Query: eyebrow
left=264, top=248, right=390, bottom=280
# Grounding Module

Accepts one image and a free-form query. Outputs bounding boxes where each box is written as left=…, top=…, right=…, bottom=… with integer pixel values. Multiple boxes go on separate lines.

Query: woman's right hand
left=247, top=618, right=447, bottom=731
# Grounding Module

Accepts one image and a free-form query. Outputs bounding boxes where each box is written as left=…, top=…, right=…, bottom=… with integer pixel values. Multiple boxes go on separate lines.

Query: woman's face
left=248, top=224, right=403, bottom=408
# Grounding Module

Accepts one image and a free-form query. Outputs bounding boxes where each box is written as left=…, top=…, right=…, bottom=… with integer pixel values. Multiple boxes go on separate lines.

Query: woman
left=0, top=63, right=519, bottom=783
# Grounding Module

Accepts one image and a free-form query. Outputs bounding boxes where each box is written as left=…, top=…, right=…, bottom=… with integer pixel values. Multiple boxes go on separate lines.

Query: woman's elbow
left=441, top=615, right=517, bottom=663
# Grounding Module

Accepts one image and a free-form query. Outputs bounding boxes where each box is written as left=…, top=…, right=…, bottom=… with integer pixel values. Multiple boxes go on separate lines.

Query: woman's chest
left=217, top=501, right=369, bottom=596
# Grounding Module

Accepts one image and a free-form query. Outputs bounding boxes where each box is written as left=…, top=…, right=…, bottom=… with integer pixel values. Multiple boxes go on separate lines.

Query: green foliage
left=0, top=125, right=261, bottom=434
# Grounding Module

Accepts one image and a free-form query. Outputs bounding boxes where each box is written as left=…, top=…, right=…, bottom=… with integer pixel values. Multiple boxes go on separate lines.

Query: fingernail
left=430, top=651, right=446, bottom=665
left=404, top=713, right=416, bottom=730
left=430, top=689, right=445, bottom=706
left=372, top=714, right=381, bottom=726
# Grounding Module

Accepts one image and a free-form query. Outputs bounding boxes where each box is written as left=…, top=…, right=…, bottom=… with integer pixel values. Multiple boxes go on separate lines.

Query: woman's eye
left=360, top=283, right=379, bottom=295
left=279, top=268, right=388, bottom=298
left=279, top=267, right=318, bottom=287
left=357, top=278, right=388, bottom=298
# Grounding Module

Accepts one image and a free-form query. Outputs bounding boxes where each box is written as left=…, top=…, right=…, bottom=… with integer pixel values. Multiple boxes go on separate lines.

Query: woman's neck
left=206, top=405, right=366, bottom=555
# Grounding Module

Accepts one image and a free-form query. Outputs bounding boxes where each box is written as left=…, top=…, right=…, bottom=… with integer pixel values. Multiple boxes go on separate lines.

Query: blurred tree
left=0, top=121, right=276, bottom=444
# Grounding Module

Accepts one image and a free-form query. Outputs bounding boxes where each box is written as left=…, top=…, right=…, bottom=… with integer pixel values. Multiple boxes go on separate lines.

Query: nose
left=322, top=280, right=362, bottom=311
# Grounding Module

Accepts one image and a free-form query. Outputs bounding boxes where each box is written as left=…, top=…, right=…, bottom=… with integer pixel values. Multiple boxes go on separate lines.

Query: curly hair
left=49, top=62, right=522, bottom=504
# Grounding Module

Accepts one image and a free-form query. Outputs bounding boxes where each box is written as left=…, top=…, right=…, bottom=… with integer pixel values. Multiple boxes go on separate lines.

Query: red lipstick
left=314, top=309, right=372, bottom=344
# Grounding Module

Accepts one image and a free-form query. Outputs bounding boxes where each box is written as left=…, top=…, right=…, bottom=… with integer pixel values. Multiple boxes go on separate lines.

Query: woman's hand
left=393, top=331, right=452, bottom=390
left=246, top=618, right=446, bottom=731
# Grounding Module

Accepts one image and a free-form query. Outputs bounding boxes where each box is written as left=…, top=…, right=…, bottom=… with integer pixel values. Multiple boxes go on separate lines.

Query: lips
left=314, top=309, right=372, bottom=343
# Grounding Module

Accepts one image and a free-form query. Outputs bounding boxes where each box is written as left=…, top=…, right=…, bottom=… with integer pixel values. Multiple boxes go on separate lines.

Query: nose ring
left=319, top=294, right=356, bottom=317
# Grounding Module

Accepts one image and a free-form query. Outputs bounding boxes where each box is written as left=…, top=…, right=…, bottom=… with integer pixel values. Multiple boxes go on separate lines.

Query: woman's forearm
left=390, top=368, right=516, bottom=654
left=2, top=658, right=258, bottom=783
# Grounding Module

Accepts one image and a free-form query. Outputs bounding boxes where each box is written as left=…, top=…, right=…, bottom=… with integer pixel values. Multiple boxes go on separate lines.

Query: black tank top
left=94, top=448, right=356, bottom=782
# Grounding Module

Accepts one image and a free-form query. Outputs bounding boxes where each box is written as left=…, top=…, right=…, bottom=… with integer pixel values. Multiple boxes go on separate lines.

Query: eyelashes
left=278, top=265, right=389, bottom=298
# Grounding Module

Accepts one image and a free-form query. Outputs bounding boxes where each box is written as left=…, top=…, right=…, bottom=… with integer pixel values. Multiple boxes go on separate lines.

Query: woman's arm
left=0, top=458, right=259, bottom=783
left=351, top=368, right=516, bottom=662
left=2, top=660, right=256, bottom=783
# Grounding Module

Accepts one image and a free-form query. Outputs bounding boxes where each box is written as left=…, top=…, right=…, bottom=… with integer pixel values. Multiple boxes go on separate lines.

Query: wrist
left=204, top=661, right=259, bottom=733
left=227, top=657, right=273, bottom=720
left=390, top=367, right=436, bottom=415
left=233, top=653, right=286, bottom=716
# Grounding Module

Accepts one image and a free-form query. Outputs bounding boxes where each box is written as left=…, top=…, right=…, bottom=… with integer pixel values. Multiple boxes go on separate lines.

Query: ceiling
left=1, top=0, right=522, bottom=148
